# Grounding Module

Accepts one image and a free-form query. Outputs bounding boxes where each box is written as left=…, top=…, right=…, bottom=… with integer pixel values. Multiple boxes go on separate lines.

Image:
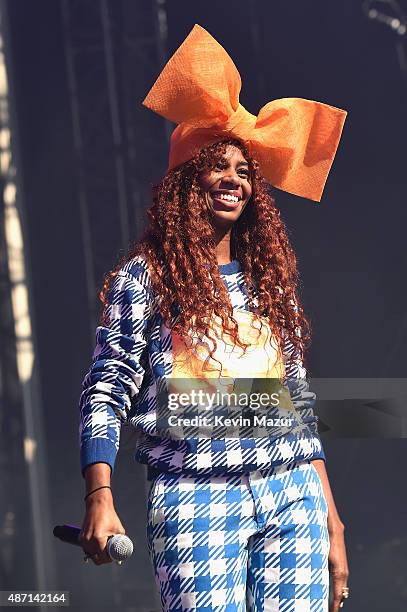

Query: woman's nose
left=221, top=171, right=240, bottom=186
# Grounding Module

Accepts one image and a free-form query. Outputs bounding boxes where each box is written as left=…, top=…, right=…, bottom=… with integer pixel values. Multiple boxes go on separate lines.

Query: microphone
left=53, top=524, right=134, bottom=564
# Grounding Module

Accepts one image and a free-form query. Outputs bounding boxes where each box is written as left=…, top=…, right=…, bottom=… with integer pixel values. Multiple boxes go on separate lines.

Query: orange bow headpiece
left=143, top=24, right=347, bottom=202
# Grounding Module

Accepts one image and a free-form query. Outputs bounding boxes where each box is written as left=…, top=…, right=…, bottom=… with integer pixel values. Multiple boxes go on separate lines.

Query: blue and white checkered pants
left=146, top=459, right=329, bottom=611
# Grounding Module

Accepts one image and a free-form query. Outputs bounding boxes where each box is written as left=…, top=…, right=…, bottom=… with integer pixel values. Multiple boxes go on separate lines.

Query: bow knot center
left=223, top=104, right=256, bottom=141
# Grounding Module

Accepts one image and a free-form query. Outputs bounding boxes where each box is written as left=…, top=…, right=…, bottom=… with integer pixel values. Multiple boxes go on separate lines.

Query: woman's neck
left=214, top=227, right=233, bottom=265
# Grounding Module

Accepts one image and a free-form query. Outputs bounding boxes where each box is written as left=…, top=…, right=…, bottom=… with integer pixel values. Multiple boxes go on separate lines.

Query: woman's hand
left=310, top=460, right=350, bottom=611
left=328, top=522, right=349, bottom=611
left=79, top=487, right=126, bottom=566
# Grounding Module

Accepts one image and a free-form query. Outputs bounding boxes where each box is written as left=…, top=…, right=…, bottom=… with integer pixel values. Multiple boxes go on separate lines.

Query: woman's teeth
left=214, top=193, right=239, bottom=202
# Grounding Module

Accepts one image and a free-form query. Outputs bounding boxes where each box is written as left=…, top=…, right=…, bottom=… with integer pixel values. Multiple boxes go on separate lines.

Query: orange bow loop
left=250, top=98, right=347, bottom=200
left=143, top=24, right=241, bottom=129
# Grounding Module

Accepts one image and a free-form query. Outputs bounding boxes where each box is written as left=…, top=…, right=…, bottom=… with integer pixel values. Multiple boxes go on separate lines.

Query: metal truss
left=61, top=0, right=169, bottom=339
left=0, top=0, right=56, bottom=599
left=61, top=3, right=167, bottom=608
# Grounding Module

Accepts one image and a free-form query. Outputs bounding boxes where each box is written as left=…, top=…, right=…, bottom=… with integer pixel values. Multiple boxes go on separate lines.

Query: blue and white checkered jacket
left=79, top=256, right=325, bottom=478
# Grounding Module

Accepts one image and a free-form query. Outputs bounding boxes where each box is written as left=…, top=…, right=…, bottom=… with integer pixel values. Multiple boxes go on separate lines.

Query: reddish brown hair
left=100, top=138, right=311, bottom=374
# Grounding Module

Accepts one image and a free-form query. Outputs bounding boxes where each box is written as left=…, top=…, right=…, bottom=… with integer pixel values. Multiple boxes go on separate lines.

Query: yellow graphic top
left=168, top=309, right=287, bottom=401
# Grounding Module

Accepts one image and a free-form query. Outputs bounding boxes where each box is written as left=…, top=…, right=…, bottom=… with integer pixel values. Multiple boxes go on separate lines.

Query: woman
left=79, top=25, right=349, bottom=612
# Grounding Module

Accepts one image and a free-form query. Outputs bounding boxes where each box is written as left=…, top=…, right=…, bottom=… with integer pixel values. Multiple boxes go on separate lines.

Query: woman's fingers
left=330, top=566, right=350, bottom=611
left=80, top=530, right=112, bottom=565
left=80, top=506, right=126, bottom=567
left=328, top=530, right=349, bottom=612
left=92, top=534, right=112, bottom=564
left=90, top=548, right=112, bottom=565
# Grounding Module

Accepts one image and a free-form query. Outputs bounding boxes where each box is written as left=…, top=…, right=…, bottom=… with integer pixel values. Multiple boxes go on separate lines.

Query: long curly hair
left=99, top=138, right=311, bottom=374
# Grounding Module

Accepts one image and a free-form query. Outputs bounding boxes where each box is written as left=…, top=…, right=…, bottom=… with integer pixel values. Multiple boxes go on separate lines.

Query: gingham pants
left=146, top=459, right=329, bottom=611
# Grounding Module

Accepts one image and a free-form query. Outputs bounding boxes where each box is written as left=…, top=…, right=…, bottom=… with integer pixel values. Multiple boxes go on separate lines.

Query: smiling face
left=197, top=144, right=252, bottom=232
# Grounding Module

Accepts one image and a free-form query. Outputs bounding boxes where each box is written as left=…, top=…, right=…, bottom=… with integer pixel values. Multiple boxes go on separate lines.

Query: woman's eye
left=212, top=164, right=249, bottom=178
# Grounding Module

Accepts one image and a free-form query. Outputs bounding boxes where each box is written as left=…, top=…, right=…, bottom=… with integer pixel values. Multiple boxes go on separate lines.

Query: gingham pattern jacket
left=79, top=256, right=325, bottom=477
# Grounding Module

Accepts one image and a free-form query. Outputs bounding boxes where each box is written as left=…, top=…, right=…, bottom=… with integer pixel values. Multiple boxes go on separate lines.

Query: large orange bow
left=143, top=24, right=347, bottom=202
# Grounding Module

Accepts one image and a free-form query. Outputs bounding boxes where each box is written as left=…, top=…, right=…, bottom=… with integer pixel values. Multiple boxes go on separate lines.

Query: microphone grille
left=107, top=534, right=134, bottom=562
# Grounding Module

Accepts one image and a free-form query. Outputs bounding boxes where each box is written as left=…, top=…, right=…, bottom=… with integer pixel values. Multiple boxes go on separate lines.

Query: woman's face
left=198, top=144, right=252, bottom=231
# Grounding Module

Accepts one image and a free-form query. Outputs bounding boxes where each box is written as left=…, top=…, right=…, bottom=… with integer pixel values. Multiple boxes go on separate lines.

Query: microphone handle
left=53, top=524, right=131, bottom=562
left=53, top=524, right=82, bottom=547
left=53, top=524, right=114, bottom=552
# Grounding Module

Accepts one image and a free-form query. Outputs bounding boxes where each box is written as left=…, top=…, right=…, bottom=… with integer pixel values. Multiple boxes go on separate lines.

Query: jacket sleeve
left=282, top=334, right=326, bottom=462
left=79, top=265, right=153, bottom=477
